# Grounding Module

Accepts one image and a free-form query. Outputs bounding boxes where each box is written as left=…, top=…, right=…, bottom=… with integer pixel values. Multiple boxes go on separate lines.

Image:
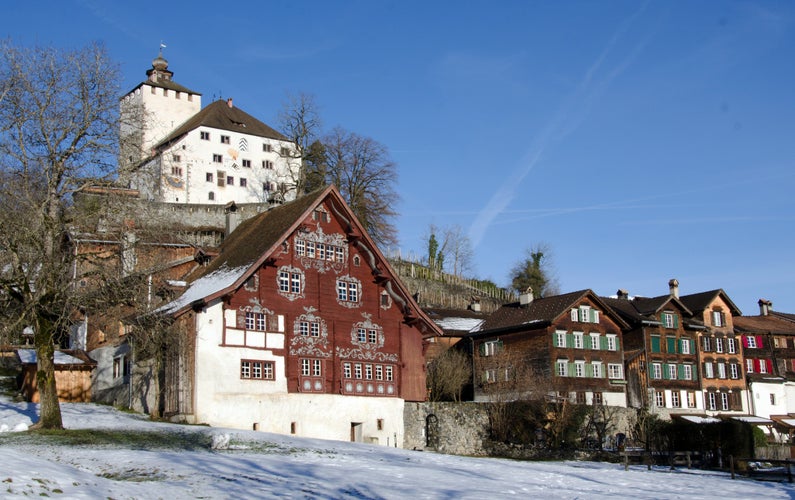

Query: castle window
left=221, top=135, right=230, bottom=145
left=208, top=192, right=215, bottom=201
left=280, top=147, right=290, bottom=156
left=242, top=159, right=251, bottom=168
left=240, top=178, right=247, bottom=188
left=201, top=131, right=210, bottom=140
left=227, top=176, right=234, bottom=186
left=263, top=143, right=272, bottom=152
left=206, top=172, right=213, bottom=182
left=262, top=160, right=274, bottom=169
left=213, top=154, right=222, bottom=163
left=170, top=166, right=183, bottom=176
left=172, top=154, right=181, bottom=162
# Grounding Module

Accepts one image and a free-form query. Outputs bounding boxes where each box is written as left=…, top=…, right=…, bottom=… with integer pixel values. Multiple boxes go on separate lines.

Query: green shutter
left=566, top=334, right=573, bottom=348
left=568, top=362, right=575, bottom=376
left=673, top=314, right=679, bottom=328
left=666, top=337, right=675, bottom=354
left=651, top=336, right=661, bottom=353
left=478, top=343, right=485, bottom=356
left=678, top=364, right=685, bottom=379
left=600, top=336, right=608, bottom=350
left=585, top=364, right=593, bottom=377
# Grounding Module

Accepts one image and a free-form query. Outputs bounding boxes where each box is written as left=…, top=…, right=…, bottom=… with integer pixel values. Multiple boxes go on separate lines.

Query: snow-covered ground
left=1, top=391, right=793, bottom=499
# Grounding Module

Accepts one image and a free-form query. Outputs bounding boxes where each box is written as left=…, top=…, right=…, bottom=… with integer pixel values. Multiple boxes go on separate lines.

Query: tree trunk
left=32, top=317, right=63, bottom=429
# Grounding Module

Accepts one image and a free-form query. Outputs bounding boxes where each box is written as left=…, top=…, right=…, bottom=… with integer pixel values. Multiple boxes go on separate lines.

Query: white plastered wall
left=191, top=300, right=405, bottom=446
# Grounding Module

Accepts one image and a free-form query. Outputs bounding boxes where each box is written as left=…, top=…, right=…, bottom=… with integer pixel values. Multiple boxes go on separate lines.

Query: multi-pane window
left=573, top=332, right=584, bottom=349
left=279, top=272, right=290, bottom=292
left=291, top=273, right=301, bottom=293
left=702, top=337, right=712, bottom=352
left=301, top=359, right=311, bottom=376
left=662, top=312, right=677, bottom=328
left=354, top=364, right=363, bottom=379
left=730, top=363, right=739, bottom=379
left=652, top=363, right=662, bottom=380
left=263, top=160, right=274, bottom=169
left=227, top=176, right=234, bottom=186
left=240, top=178, right=247, bottom=187
left=593, top=392, right=603, bottom=405
left=712, top=311, right=724, bottom=327
left=759, top=361, right=768, bottom=374
left=201, top=131, right=210, bottom=140
left=278, top=269, right=303, bottom=296
left=655, top=391, right=665, bottom=407
left=555, top=331, right=566, bottom=348
left=727, top=338, right=736, bottom=354
left=385, top=366, right=393, bottom=381
left=717, top=363, right=727, bottom=379
left=213, top=154, right=223, bottom=163
left=715, top=338, right=724, bottom=353
left=365, top=365, right=373, bottom=380
left=721, top=393, right=729, bottom=411
left=311, top=322, right=320, bottom=337
left=242, top=159, right=251, bottom=168
left=608, top=363, right=623, bottom=379
left=241, top=360, right=274, bottom=380
left=746, top=336, right=757, bottom=348
left=556, top=360, right=568, bottom=377
left=343, top=362, right=352, bottom=378
left=574, top=361, right=585, bottom=377
left=746, top=359, right=754, bottom=373
left=683, top=364, right=693, bottom=380
left=171, top=165, right=183, bottom=176
left=707, top=393, right=717, bottom=410
left=704, top=362, right=714, bottom=378
left=312, top=359, right=322, bottom=377
left=687, top=391, right=697, bottom=408
left=375, top=365, right=383, bottom=380
left=590, top=333, right=600, bottom=350
left=668, top=364, right=677, bottom=380
left=592, top=362, right=602, bottom=378
left=263, top=143, right=272, bottom=152
left=357, top=328, right=367, bottom=343
left=245, top=312, right=266, bottom=331
left=337, top=280, right=359, bottom=302
left=221, top=135, right=230, bottom=144
left=671, top=391, right=680, bottom=407
left=680, top=338, right=691, bottom=354
left=606, top=335, right=617, bottom=351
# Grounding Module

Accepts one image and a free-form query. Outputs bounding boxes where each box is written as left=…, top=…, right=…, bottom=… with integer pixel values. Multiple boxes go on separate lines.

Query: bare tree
left=427, top=347, right=471, bottom=402
left=277, top=92, right=322, bottom=196
left=318, top=127, right=399, bottom=247
left=0, top=41, right=121, bottom=428
left=439, top=224, right=474, bottom=277
left=509, top=243, right=560, bottom=298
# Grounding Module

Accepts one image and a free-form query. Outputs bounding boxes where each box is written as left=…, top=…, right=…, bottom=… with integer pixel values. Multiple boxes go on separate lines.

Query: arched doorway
left=425, top=414, right=440, bottom=449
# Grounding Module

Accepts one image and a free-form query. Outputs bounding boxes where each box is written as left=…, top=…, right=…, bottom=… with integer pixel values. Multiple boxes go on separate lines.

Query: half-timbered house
left=154, top=185, right=441, bottom=445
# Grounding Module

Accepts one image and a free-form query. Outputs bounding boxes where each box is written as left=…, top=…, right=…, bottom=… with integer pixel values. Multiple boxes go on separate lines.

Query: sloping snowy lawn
left=1, top=394, right=793, bottom=499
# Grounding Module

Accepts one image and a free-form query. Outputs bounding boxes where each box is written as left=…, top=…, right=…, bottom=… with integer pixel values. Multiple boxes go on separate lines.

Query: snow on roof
left=16, top=349, right=86, bottom=365
left=781, top=419, right=795, bottom=427
left=732, top=416, right=773, bottom=424
left=433, top=317, right=485, bottom=333
left=159, top=266, right=247, bottom=314
left=677, top=415, right=721, bottom=424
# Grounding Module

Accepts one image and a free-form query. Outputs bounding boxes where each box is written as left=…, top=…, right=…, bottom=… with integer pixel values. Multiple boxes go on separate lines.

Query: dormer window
left=711, top=310, right=725, bottom=327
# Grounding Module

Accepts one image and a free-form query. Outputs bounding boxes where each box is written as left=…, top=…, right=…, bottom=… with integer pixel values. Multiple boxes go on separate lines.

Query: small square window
left=213, top=154, right=223, bottom=163
left=201, top=131, right=210, bottom=140
left=240, top=178, right=247, bottom=187
left=242, top=159, right=251, bottom=168
left=221, top=135, right=231, bottom=144
left=227, top=176, right=234, bottom=186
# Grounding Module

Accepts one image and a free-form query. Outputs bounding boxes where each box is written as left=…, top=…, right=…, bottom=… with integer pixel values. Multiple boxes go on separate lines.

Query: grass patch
left=0, top=429, right=213, bottom=451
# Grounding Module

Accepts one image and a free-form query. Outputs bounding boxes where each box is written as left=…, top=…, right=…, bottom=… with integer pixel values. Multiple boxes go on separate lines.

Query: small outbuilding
left=16, top=349, right=96, bottom=403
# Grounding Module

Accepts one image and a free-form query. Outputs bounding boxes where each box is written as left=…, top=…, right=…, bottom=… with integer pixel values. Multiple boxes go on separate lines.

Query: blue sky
left=5, top=1, right=795, bottom=313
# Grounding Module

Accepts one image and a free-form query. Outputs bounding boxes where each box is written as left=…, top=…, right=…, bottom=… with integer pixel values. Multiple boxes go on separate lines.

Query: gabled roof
left=154, top=99, right=289, bottom=151
left=679, top=289, right=742, bottom=316
left=124, top=78, right=200, bottom=98
left=600, top=294, right=693, bottom=326
left=474, top=289, right=629, bottom=336
left=160, top=185, right=441, bottom=336
left=734, top=315, right=795, bottom=335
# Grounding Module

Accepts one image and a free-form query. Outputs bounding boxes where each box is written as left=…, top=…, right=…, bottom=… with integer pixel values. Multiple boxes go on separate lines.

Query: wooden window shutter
left=757, top=335, right=764, bottom=348
left=651, top=336, right=661, bottom=353
left=585, top=364, right=593, bottom=377
left=673, top=314, right=679, bottom=328
left=566, top=333, right=574, bottom=348
left=601, top=336, right=608, bottom=350
left=766, top=359, right=773, bottom=373
left=478, top=343, right=486, bottom=356
left=667, top=337, right=676, bottom=354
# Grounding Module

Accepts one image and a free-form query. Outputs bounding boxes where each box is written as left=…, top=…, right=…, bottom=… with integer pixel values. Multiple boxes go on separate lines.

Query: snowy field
left=1, top=391, right=794, bottom=499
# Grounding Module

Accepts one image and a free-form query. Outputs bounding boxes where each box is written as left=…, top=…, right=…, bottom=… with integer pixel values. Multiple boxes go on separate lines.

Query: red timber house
left=469, top=289, right=630, bottom=407
left=601, top=286, right=702, bottom=416
left=677, top=284, right=746, bottom=415
left=155, top=185, right=441, bottom=445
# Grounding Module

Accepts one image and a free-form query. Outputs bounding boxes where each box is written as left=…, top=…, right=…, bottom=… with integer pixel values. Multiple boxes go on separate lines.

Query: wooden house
left=677, top=283, right=746, bottom=414
left=153, top=185, right=441, bottom=445
left=469, top=289, right=629, bottom=407
left=602, top=288, right=701, bottom=415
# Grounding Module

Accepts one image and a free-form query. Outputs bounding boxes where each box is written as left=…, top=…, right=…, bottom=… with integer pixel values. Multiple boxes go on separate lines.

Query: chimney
left=227, top=98, right=233, bottom=108
left=519, top=287, right=534, bottom=307
left=225, top=201, right=240, bottom=236
left=469, top=296, right=482, bottom=313
left=669, top=279, right=679, bottom=299
left=616, top=289, right=629, bottom=300
left=759, top=299, right=773, bottom=316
